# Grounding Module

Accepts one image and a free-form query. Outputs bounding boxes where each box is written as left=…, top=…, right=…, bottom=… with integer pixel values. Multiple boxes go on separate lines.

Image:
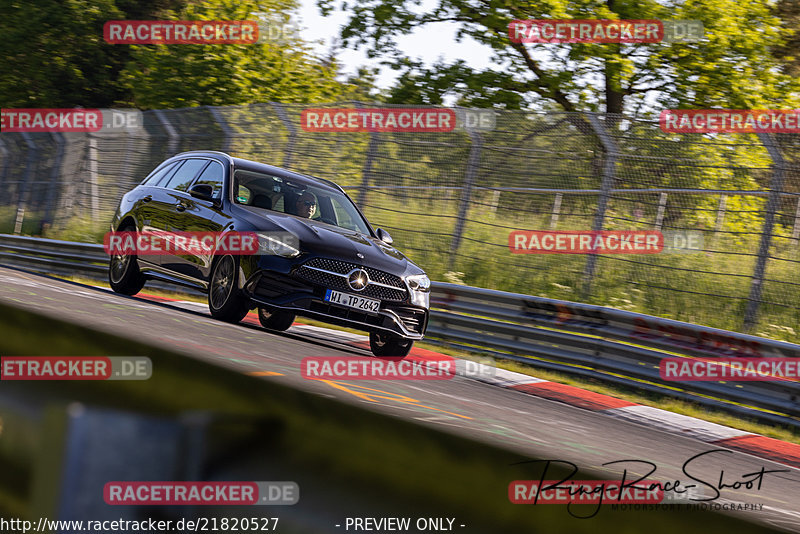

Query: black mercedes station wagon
left=108, top=151, right=430, bottom=357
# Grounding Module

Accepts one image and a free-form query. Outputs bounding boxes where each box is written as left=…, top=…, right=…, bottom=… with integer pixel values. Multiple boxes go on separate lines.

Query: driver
left=295, top=192, right=317, bottom=218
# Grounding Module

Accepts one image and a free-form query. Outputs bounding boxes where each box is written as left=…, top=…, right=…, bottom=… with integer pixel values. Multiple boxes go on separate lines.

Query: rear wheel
left=258, top=308, right=296, bottom=331
left=208, top=255, right=249, bottom=323
left=369, top=332, right=413, bottom=358
left=108, top=225, right=146, bottom=296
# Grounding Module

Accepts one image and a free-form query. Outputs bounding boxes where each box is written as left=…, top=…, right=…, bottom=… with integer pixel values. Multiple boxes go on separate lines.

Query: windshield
left=232, top=169, right=372, bottom=235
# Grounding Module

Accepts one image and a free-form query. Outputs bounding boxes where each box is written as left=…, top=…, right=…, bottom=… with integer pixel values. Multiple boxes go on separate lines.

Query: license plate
left=324, top=289, right=380, bottom=314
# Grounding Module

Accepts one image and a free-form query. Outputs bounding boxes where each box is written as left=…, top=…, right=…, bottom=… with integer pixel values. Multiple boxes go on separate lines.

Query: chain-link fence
left=1, top=103, right=799, bottom=339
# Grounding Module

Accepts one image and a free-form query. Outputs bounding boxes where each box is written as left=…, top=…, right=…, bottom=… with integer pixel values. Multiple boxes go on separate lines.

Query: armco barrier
left=428, top=283, right=800, bottom=425
left=1, top=234, right=799, bottom=426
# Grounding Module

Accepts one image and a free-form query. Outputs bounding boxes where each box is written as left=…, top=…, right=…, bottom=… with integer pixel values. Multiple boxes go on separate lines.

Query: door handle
left=176, top=203, right=186, bottom=212
left=142, top=195, right=152, bottom=202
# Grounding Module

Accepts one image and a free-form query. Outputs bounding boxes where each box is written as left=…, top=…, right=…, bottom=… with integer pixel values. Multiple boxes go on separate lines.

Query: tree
left=774, top=0, right=800, bottom=77
left=120, top=0, right=344, bottom=108
left=0, top=0, right=346, bottom=109
left=319, top=0, right=800, bottom=114
left=339, top=66, right=387, bottom=102
left=0, top=0, right=127, bottom=107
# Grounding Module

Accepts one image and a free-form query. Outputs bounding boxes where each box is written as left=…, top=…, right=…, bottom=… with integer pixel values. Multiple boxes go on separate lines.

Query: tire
left=208, top=255, right=249, bottom=323
left=108, top=225, right=146, bottom=296
left=258, top=308, right=295, bottom=331
left=369, top=332, right=413, bottom=358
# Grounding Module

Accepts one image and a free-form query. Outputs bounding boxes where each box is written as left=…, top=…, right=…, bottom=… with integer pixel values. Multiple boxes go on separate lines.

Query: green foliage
left=340, top=67, right=389, bottom=102
left=120, top=0, right=343, bottom=108
left=321, top=0, right=800, bottom=113
left=0, top=0, right=126, bottom=107
left=0, top=0, right=353, bottom=109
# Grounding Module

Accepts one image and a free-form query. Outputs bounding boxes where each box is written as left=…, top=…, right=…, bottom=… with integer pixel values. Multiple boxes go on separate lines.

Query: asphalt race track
left=1, top=266, right=799, bottom=532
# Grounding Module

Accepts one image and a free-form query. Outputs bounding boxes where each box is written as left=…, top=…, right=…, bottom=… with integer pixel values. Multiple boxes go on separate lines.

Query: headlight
left=257, top=232, right=300, bottom=258
left=406, top=274, right=430, bottom=292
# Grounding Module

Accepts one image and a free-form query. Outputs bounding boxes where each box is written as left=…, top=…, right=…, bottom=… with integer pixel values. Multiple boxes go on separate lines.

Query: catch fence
left=1, top=103, right=798, bottom=336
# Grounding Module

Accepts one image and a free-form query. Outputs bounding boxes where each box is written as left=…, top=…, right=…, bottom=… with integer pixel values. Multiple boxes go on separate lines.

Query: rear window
left=162, top=159, right=208, bottom=192
left=141, top=161, right=176, bottom=186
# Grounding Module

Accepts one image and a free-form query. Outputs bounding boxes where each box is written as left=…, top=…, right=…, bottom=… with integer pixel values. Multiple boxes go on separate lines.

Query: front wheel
left=369, top=332, right=413, bottom=358
left=108, top=225, right=146, bottom=296
left=208, top=255, right=249, bottom=323
left=258, top=308, right=295, bottom=331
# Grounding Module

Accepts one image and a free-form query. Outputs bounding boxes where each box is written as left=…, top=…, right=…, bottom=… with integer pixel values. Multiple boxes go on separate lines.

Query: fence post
left=654, top=192, right=668, bottom=230
left=40, top=132, right=66, bottom=233
left=87, top=134, right=100, bottom=225
left=714, top=195, right=727, bottom=234
left=488, top=189, right=500, bottom=216
left=581, top=113, right=619, bottom=297
left=447, top=130, right=483, bottom=270
left=355, top=102, right=378, bottom=207
left=357, top=134, right=379, bottom=208
left=271, top=103, right=297, bottom=168
left=743, top=133, right=786, bottom=332
left=550, top=193, right=563, bottom=229
left=0, top=136, right=9, bottom=189
left=14, top=133, right=38, bottom=234
left=208, top=106, right=233, bottom=153
left=154, top=109, right=179, bottom=156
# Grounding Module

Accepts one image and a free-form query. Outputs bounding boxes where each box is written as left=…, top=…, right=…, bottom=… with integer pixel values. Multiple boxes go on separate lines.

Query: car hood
left=234, top=205, right=423, bottom=275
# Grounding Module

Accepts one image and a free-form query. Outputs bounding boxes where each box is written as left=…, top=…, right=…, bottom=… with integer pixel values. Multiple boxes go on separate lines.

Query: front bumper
left=243, top=270, right=429, bottom=340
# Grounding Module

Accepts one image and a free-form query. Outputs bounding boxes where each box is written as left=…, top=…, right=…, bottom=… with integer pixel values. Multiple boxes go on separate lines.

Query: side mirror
left=376, top=228, right=393, bottom=245
left=189, top=184, right=216, bottom=203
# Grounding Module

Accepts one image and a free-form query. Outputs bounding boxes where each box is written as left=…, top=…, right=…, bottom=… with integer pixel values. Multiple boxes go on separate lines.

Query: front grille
left=304, top=258, right=405, bottom=288
left=295, top=258, right=408, bottom=302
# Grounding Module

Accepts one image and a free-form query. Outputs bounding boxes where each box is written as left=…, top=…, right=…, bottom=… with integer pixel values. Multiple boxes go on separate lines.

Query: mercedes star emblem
left=347, top=269, right=369, bottom=291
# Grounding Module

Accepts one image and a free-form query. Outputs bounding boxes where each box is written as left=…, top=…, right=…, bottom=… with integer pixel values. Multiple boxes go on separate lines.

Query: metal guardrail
left=428, top=283, right=800, bottom=426
left=1, top=234, right=799, bottom=427
left=0, top=234, right=108, bottom=275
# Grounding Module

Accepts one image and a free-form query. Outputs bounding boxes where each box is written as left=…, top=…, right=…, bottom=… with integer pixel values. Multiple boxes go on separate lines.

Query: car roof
left=173, top=151, right=343, bottom=193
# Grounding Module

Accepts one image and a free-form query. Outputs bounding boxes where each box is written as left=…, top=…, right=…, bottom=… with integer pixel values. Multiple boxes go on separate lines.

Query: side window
left=331, top=197, right=355, bottom=229
left=163, top=159, right=207, bottom=192
left=193, top=161, right=224, bottom=199
left=141, top=162, right=176, bottom=186
left=154, top=161, right=183, bottom=187
left=236, top=185, right=252, bottom=204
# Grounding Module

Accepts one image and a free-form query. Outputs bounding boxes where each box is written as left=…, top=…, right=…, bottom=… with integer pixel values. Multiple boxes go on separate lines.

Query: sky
left=295, top=0, right=495, bottom=89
